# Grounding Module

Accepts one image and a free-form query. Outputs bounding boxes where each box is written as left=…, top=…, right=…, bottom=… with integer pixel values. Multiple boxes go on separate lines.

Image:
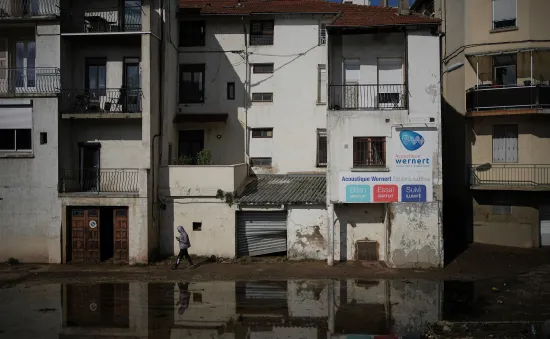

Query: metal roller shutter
left=540, top=205, right=550, bottom=246
left=237, top=211, right=287, bottom=257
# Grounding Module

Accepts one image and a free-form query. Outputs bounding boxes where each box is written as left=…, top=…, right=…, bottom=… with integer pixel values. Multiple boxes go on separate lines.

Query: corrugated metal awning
left=237, top=174, right=326, bottom=205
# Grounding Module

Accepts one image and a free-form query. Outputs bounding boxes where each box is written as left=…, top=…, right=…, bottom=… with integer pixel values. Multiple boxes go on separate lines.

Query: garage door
left=237, top=211, right=287, bottom=257
left=541, top=205, right=550, bottom=246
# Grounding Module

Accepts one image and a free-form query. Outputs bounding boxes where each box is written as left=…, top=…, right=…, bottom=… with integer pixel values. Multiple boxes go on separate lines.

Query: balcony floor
left=61, top=112, right=142, bottom=119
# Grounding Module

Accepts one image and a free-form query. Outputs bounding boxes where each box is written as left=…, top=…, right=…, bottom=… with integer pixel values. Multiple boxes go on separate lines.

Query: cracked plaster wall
left=287, top=206, right=328, bottom=260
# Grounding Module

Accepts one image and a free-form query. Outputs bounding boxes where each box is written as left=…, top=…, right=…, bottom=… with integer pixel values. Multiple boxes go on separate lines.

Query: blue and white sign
left=393, top=129, right=435, bottom=170
left=400, top=130, right=425, bottom=151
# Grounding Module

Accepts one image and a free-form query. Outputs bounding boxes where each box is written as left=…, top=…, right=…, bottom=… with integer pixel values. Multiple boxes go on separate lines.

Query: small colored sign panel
left=373, top=185, right=398, bottom=202
left=346, top=185, right=371, bottom=203
left=401, top=185, right=427, bottom=202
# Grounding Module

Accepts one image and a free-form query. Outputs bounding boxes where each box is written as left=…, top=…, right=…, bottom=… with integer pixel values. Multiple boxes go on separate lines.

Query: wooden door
left=113, top=208, right=129, bottom=263
left=66, top=284, right=103, bottom=327
left=71, top=208, right=100, bottom=263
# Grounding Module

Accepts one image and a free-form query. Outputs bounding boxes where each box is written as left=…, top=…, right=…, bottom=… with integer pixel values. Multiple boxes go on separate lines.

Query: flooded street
left=1, top=278, right=550, bottom=338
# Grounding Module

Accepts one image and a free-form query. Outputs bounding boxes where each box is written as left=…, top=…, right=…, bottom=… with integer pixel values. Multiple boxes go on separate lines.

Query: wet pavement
left=0, top=279, right=549, bottom=338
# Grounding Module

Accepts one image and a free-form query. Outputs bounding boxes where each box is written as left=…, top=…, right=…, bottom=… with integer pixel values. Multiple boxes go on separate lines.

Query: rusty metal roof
left=237, top=174, right=326, bottom=205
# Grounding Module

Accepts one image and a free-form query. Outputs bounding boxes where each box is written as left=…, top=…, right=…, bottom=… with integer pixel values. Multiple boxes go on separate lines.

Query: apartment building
left=158, top=0, right=442, bottom=267
left=0, top=0, right=169, bottom=264
left=413, top=0, right=550, bottom=251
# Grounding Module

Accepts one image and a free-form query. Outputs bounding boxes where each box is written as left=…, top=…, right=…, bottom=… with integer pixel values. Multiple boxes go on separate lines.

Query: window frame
left=179, top=63, right=206, bottom=104
left=249, top=20, right=274, bottom=46
left=492, top=54, right=517, bottom=86
left=318, top=23, right=327, bottom=46
left=252, top=63, right=274, bottom=74
left=251, top=128, right=273, bottom=138
left=0, top=128, right=32, bottom=153
left=317, top=64, right=327, bottom=104
left=251, top=92, right=273, bottom=103
left=317, top=129, right=327, bottom=167
left=85, top=57, right=107, bottom=96
left=179, top=21, right=205, bottom=47
left=250, top=157, right=272, bottom=167
left=492, top=124, right=518, bottom=163
left=227, top=82, right=235, bottom=100
left=492, top=0, right=517, bottom=30
left=352, top=137, right=386, bottom=168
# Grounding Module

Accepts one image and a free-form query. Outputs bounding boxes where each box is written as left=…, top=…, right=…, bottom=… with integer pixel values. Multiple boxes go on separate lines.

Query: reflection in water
left=0, top=279, right=545, bottom=339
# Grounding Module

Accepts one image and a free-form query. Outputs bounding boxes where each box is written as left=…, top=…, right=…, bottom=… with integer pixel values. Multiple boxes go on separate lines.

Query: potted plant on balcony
left=196, top=149, right=212, bottom=165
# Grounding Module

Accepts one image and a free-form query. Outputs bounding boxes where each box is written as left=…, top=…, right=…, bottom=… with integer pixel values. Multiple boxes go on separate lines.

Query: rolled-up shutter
left=0, top=106, right=32, bottom=129
left=493, top=0, right=516, bottom=22
left=237, top=211, right=287, bottom=257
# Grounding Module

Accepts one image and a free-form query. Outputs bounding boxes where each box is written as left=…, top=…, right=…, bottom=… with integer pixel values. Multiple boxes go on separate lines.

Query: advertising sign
left=339, top=128, right=436, bottom=203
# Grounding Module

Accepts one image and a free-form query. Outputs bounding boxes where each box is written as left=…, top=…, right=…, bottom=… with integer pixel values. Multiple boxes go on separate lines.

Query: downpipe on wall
left=327, top=202, right=334, bottom=266
left=241, top=17, right=250, bottom=174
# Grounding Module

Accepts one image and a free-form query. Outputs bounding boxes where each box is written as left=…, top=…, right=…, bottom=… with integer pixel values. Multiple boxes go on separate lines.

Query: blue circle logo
left=400, top=130, right=425, bottom=151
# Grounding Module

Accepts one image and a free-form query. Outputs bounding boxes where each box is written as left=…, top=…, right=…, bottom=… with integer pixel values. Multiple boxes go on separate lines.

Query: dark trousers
left=177, top=248, right=193, bottom=266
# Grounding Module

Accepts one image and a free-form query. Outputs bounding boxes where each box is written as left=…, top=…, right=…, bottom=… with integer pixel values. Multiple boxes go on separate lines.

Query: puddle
left=0, top=279, right=548, bottom=338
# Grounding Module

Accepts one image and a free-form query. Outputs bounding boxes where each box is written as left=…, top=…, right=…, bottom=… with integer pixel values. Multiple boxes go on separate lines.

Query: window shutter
left=492, top=125, right=506, bottom=163
left=504, top=125, right=518, bottom=163
left=493, top=0, right=516, bottom=21
left=377, top=58, right=403, bottom=92
left=0, top=107, right=32, bottom=129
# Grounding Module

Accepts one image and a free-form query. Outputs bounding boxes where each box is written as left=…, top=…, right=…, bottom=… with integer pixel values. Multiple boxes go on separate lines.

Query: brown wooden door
left=66, top=284, right=103, bottom=327
left=113, top=208, right=129, bottom=263
left=71, top=208, right=100, bottom=263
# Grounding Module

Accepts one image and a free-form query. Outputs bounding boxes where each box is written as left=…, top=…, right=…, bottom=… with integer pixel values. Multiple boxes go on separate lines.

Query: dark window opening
left=493, top=54, right=517, bottom=86
left=85, top=58, right=107, bottom=97
left=0, top=129, right=32, bottom=151
left=180, top=64, right=205, bottom=103
left=317, top=129, right=327, bottom=167
left=180, top=21, right=205, bottom=47
left=353, top=137, right=386, bottom=168
left=40, top=132, right=47, bottom=145
left=227, top=82, right=235, bottom=100
left=252, top=63, right=274, bottom=74
left=193, top=293, right=203, bottom=302
left=251, top=128, right=273, bottom=138
left=250, top=20, right=274, bottom=46
left=252, top=93, right=273, bottom=102
left=250, top=157, right=272, bottom=167
left=193, top=222, right=202, bottom=231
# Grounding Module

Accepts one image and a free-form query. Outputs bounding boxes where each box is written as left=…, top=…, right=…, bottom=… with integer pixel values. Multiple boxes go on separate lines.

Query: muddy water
left=0, top=279, right=547, bottom=338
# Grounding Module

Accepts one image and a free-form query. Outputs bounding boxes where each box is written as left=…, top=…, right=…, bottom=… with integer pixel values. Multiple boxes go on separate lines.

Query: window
left=252, top=63, right=274, bottom=74
left=493, top=0, right=516, bottom=30
left=250, top=157, right=272, bottom=167
left=193, top=222, right=202, bottom=231
left=317, top=129, right=327, bottom=167
left=317, top=64, right=327, bottom=104
left=493, top=205, right=512, bottom=215
left=85, top=58, right=107, bottom=97
left=377, top=58, right=404, bottom=108
left=319, top=23, right=327, bottom=46
left=493, top=54, right=516, bottom=86
left=40, top=132, right=47, bottom=145
left=353, top=137, right=386, bottom=168
left=0, top=129, right=32, bottom=152
left=193, top=293, right=203, bottom=302
left=250, top=20, right=274, bottom=46
left=227, top=82, right=235, bottom=100
left=179, top=64, right=205, bottom=103
left=251, top=128, right=273, bottom=138
left=180, top=21, right=205, bottom=47
left=492, top=125, right=518, bottom=163
left=252, top=93, right=273, bottom=102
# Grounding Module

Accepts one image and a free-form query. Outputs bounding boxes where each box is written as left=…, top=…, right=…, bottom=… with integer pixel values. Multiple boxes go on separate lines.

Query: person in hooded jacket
left=172, top=226, right=195, bottom=270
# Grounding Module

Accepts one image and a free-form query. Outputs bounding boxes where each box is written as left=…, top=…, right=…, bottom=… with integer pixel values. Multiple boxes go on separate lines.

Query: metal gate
left=114, top=208, right=129, bottom=263
left=237, top=211, right=287, bottom=257
left=71, top=208, right=100, bottom=263
left=541, top=205, right=550, bottom=246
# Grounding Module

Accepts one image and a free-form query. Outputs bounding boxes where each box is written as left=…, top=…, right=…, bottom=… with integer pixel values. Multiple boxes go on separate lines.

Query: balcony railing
left=0, top=0, right=60, bottom=18
left=466, top=85, right=550, bottom=112
left=59, top=168, right=139, bottom=193
left=59, top=88, right=142, bottom=114
left=61, top=6, right=142, bottom=33
left=469, top=164, right=550, bottom=189
left=329, top=84, right=408, bottom=110
left=0, top=67, right=60, bottom=95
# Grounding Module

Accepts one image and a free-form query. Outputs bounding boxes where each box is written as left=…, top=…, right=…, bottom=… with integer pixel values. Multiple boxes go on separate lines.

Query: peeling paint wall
left=161, top=198, right=236, bottom=258
left=287, top=280, right=329, bottom=318
left=333, top=205, right=387, bottom=261
left=287, top=206, right=328, bottom=260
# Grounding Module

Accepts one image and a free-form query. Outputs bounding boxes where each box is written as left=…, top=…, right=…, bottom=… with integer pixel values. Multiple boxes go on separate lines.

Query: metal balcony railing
left=466, top=85, right=550, bottom=112
left=59, top=168, right=139, bottom=193
left=0, top=0, right=60, bottom=18
left=61, top=6, right=142, bottom=33
left=469, top=164, right=550, bottom=189
left=329, top=84, right=408, bottom=110
left=0, top=67, right=60, bottom=95
left=59, top=88, right=142, bottom=114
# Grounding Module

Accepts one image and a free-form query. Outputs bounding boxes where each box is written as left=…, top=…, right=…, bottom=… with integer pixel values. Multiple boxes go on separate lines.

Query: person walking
left=172, top=226, right=195, bottom=270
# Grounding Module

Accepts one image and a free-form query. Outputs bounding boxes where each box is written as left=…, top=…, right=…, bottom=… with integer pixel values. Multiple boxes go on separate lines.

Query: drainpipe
left=242, top=17, right=250, bottom=174
left=327, top=203, right=334, bottom=266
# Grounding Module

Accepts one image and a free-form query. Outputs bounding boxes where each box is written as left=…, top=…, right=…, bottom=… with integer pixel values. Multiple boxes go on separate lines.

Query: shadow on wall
left=442, top=98, right=473, bottom=265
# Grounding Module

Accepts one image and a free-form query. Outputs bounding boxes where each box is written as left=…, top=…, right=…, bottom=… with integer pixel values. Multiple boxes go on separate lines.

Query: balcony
left=466, top=85, right=550, bottom=113
left=159, top=164, right=249, bottom=197
left=0, top=67, right=60, bottom=96
left=328, top=84, right=408, bottom=110
left=0, top=0, right=59, bottom=19
left=61, top=6, right=142, bottom=34
left=469, top=164, right=550, bottom=191
left=59, top=168, right=139, bottom=194
left=59, top=88, right=142, bottom=118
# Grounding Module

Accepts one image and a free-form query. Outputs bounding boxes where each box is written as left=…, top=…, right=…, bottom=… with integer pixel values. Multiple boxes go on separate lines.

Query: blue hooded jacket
left=177, top=226, right=191, bottom=250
